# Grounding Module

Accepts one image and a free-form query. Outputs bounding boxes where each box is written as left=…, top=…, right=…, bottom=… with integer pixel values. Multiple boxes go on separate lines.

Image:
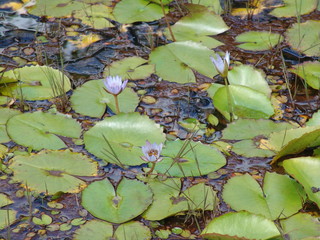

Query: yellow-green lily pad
left=10, top=150, right=98, bottom=194
left=235, top=31, right=283, bottom=51
left=7, top=111, right=81, bottom=151
left=289, top=61, right=320, bottom=89
left=82, top=178, right=153, bottom=223
left=0, top=65, right=71, bottom=100
left=103, top=57, right=155, bottom=80
left=285, top=20, right=320, bottom=57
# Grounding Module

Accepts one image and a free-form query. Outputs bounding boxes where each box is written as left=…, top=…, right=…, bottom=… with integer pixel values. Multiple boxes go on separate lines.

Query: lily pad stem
left=224, top=77, right=234, bottom=121
left=113, top=94, right=120, bottom=114
left=146, top=162, right=156, bottom=177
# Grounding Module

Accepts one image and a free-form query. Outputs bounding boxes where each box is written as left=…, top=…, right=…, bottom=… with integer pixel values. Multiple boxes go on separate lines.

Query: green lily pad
left=149, top=41, right=217, bottom=83
left=83, top=113, right=165, bottom=166
left=212, top=85, right=274, bottom=120
left=7, top=111, right=81, bottom=151
left=114, top=221, right=151, bottom=240
left=73, top=4, right=114, bottom=29
left=70, top=79, right=139, bottom=118
left=103, top=57, right=155, bottom=80
left=270, top=0, right=318, bottom=18
left=149, top=0, right=173, bottom=4
left=0, top=210, right=16, bottom=230
left=285, top=20, right=320, bottom=56
left=222, top=172, right=305, bottom=220
left=28, top=0, right=85, bottom=17
left=306, top=109, right=320, bottom=126
left=201, top=211, right=281, bottom=239
left=289, top=61, right=320, bottom=89
left=164, top=9, right=229, bottom=48
left=0, top=65, right=71, bottom=100
left=73, top=220, right=151, bottom=240
left=222, top=118, right=295, bottom=140
left=154, top=139, right=226, bottom=177
left=143, top=178, right=217, bottom=220
left=231, top=140, right=275, bottom=158
left=0, top=108, right=21, bottom=143
left=33, top=214, right=52, bottom=225
left=73, top=220, right=113, bottom=240
left=235, top=31, right=283, bottom=51
left=280, top=213, right=320, bottom=240
left=81, top=178, right=153, bottom=223
left=283, top=157, right=320, bottom=208
left=269, top=126, right=320, bottom=163
left=185, top=1, right=222, bottom=14
left=10, top=150, right=98, bottom=194
left=0, top=194, right=16, bottom=230
left=113, top=0, right=166, bottom=23
left=228, top=64, right=271, bottom=97
left=0, top=193, right=13, bottom=207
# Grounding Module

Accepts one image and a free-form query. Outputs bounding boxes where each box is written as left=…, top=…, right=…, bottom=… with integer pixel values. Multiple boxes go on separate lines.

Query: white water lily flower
left=141, top=141, right=163, bottom=163
left=103, top=75, right=128, bottom=95
left=210, top=51, right=230, bottom=78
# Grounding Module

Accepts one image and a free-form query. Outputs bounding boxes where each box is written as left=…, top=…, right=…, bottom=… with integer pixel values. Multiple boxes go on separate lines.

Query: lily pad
left=212, top=85, right=274, bottom=120
left=222, top=118, right=295, bottom=140
left=73, top=220, right=113, bottom=240
left=235, top=31, right=283, bottom=51
left=228, top=64, right=271, bottom=97
left=73, top=220, right=151, bottom=240
left=289, top=61, right=320, bottom=89
left=270, top=0, right=318, bottom=18
left=73, top=4, right=114, bottom=29
left=280, top=213, right=320, bottom=240
left=283, top=157, right=320, bottom=208
left=0, top=65, right=71, bottom=100
left=231, top=140, right=275, bottom=158
left=103, top=57, right=155, bottom=80
left=83, top=113, right=165, bottom=166
left=154, top=139, right=226, bottom=177
left=285, top=20, right=320, bottom=56
left=269, top=126, right=320, bottom=163
left=0, top=193, right=13, bottom=207
left=149, top=41, right=217, bottom=83
left=143, top=178, right=217, bottom=220
left=0, top=108, right=21, bottom=143
left=164, top=9, right=229, bottom=48
left=114, top=221, right=151, bottom=240
left=81, top=178, right=153, bottom=223
left=201, top=211, right=280, bottom=240
left=28, top=0, right=85, bottom=17
left=113, top=0, right=166, bottom=23
left=7, top=111, right=81, bottom=151
left=70, top=79, right=139, bottom=118
left=222, top=172, right=305, bottom=220
left=306, top=109, right=320, bottom=126
left=10, top=150, right=98, bottom=194
left=0, top=194, right=15, bottom=231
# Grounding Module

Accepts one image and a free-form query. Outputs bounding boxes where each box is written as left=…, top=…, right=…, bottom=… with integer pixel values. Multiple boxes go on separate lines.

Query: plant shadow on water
left=0, top=0, right=320, bottom=239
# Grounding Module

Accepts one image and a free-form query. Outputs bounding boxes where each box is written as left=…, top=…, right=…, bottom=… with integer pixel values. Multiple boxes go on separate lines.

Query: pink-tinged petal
left=103, top=76, right=127, bottom=95
left=225, top=51, right=230, bottom=66
left=210, top=54, right=224, bottom=74
left=140, top=156, right=149, bottom=162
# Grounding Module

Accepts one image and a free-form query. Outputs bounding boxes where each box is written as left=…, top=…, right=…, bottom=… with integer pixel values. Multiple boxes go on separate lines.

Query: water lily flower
left=141, top=141, right=163, bottom=163
left=210, top=51, right=230, bottom=78
left=103, top=75, right=128, bottom=96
